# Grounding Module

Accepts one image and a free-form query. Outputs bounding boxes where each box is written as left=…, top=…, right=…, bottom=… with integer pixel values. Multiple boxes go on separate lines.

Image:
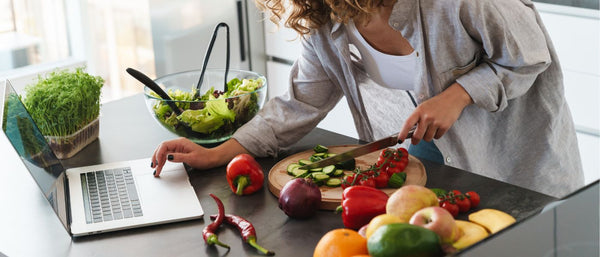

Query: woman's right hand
left=150, top=137, right=249, bottom=177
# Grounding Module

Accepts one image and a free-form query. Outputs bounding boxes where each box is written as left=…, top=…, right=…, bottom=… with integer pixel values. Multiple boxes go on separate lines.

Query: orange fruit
left=313, top=228, right=368, bottom=257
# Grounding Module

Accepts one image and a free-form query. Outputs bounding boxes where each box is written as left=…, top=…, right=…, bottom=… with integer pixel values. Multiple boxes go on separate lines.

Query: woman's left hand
left=398, top=83, right=473, bottom=145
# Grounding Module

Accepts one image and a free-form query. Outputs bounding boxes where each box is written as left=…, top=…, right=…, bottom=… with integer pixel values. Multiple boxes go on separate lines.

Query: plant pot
left=44, top=118, right=99, bottom=159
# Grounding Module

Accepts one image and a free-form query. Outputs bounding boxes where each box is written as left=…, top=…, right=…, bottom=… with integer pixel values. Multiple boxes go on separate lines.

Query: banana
left=468, top=209, right=516, bottom=234
left=452, top=220, right=489, bottom=250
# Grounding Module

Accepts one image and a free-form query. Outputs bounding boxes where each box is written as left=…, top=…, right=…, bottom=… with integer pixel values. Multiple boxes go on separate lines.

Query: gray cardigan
left=234, top=0, right=584, bottom=198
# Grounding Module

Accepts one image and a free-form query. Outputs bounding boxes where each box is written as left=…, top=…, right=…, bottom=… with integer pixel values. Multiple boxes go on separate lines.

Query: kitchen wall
left=263, top=2, right=600, bottom=185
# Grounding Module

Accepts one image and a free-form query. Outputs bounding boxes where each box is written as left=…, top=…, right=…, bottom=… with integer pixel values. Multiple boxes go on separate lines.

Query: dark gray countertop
left=58, top=94, right=557, bottom=256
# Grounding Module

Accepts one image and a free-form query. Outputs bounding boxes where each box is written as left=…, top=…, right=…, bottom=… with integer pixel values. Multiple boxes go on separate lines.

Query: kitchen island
left=0, top=93, right=572, bottom=257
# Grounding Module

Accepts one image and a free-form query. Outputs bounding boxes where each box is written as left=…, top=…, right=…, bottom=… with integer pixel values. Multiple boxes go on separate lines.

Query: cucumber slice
left=309, top=167, right=323, bottom=172
left=286, top=163, right=301, bottom=175
left=333, top=169, right=345, bottom=177
left=310, top=155, right=324, bottom=162
left=325, top=178, right=342, bottom=187
left=310, top=172, right=330, bottom=185
left=298, top=159, right=312, bottom=166
left=291, top=167, right=308, bottom=178
left=322, top=165, right=336, bottom=176
left=313, top=144, right=329, bottom=153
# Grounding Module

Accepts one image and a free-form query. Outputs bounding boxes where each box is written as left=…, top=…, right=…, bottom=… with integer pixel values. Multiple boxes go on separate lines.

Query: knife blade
left=299, top=128, right=414, bottom=170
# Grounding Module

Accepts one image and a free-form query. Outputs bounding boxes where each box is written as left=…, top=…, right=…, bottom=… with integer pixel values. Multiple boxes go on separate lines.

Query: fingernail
left=153, top=170, right=156, bottom=176
left=150, top=161, right=154, bottom=168
left=167, top=154, right=173, bottom=160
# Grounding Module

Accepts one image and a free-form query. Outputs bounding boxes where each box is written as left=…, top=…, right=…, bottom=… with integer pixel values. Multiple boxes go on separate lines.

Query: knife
left=299, top=128, right=415, bottom=170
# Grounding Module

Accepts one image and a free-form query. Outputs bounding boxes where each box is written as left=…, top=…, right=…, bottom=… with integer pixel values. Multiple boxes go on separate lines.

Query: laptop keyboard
left=81, top=167, right=143, bottom=224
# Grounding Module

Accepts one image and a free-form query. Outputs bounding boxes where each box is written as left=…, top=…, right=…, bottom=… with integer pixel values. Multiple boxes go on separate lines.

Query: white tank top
left=346, top=20, right=417, bottom=90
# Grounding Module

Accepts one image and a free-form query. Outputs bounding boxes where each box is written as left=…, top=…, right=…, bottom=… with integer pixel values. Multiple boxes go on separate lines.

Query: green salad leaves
left=23, top=67, right=104, bottom=136
left=151, top=77, right=264, bottom=137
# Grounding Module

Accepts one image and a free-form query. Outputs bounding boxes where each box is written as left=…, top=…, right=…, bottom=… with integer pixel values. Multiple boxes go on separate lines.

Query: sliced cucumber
left=312, top=152, right=327, bottom=158
left=309, top=167, right=323, bottom=172
left=286, top=163, right=301, bottom=175
left=325, top=178, right=342, bottom=187
left=333, top=169, right=345, bottom=177
left=291, top=167, right=308, bottom=178
left=313, top=144, right=329, bottom=153
left=298, top=159, right=312, bottom=166
left=310, top=155, right=324, bottom=162
left=310, top=172, right=330, bottom=185
left=322, top=165, right=336, bottom=176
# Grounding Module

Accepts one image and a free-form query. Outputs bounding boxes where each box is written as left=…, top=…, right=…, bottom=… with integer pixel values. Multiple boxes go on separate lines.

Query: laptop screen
left=0, top=80, right=70, bottom=232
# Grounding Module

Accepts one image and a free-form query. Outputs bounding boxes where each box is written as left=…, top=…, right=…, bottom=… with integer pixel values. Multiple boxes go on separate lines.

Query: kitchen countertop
left=0, top=93, right=559, bottom=257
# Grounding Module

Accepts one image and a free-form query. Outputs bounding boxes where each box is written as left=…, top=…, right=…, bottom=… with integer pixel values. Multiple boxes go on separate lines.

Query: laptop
left=0, top=79, right=203, bottom=237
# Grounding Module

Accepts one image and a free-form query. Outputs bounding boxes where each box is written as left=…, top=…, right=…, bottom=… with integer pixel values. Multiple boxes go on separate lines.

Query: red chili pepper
left=226, top=154, right=265, bottom=195
left=210, top=214, right=275, bottom=256
left=338, top=185, right=389, bottom=230
left=202, top=194, right=230, bottom=249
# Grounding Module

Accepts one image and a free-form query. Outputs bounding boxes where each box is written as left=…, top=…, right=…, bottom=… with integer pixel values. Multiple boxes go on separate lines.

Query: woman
left=151, top=0, right=583, bottom=198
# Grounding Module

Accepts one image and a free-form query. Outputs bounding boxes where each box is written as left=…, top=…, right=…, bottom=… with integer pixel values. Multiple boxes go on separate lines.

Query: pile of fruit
left=314, top=185, right=516, bottom=257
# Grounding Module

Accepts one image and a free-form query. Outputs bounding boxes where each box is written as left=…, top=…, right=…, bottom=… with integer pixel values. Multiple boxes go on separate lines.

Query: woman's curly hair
left=255, top=0, right=387, bottom=36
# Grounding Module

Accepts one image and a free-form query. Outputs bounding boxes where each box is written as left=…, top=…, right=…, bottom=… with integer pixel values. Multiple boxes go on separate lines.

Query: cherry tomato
left=465, top=191, right=481, bottom=208
left=373, top=171, right=390, bottom=188
left=451, top=190, right=462, bottom=196
left=455, top=196, right=471, bottom=213
left=358, top=176, right=376, bottom=188
left=341, top=175, right=357, bottom=189
left=441, top=201, right=459, bottom=217
left=376, top=148, right=394, bottom=172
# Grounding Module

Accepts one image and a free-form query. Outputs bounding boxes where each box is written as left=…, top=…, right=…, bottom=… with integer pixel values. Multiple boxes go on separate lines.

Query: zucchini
left=291, top=167, right=309, bottom=178
left=298, top=159, right=312, bottom=166
left=313, top=144, right=329, bottom=153
left=325, top=178, right=342, bottom=187
left=286, top=163, right=301, bottom=176
left=322, top=165, right=336, bottom=176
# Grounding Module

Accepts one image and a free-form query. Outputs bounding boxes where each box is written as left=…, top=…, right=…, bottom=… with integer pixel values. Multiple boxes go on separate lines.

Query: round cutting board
left=268, top=145, right=426, bottom=210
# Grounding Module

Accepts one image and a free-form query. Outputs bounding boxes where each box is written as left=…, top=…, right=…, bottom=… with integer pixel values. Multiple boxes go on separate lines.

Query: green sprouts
left=23, top=67, right=104, bottom=136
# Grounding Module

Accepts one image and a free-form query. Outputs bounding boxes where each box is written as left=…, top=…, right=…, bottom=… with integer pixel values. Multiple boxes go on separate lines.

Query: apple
left=409, top=206, right=461, bottom=243
left=386, top=185, right=439, bottom=222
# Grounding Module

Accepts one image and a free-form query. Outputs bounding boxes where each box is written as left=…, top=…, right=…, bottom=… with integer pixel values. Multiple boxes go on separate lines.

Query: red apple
left=409, top=206, right=461, bottom=243
left=386, top=185, right=439, bottom=222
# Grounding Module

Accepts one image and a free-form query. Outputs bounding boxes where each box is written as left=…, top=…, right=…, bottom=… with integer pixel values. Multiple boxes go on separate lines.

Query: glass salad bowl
left=144, top=69, right=267, bottom=144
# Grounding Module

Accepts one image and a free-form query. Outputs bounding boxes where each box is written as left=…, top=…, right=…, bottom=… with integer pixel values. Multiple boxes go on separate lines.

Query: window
left=0, top=0, right=70, bottom=72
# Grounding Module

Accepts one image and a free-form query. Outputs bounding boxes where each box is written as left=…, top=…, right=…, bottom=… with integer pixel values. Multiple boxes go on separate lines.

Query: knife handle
left=396, top=127, right=416, bottom=144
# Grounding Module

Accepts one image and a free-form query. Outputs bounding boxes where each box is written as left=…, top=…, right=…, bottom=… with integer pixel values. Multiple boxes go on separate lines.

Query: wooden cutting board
left=267, top=145, right=427, bottom=210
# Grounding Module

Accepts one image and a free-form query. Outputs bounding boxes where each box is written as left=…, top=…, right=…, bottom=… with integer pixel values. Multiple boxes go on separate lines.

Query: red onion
left=278, top=178, right=322, bottom=219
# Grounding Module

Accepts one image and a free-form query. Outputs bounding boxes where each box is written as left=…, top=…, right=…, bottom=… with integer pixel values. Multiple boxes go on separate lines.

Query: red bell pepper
left=339, top=185, right=389, bottom=230
left=226, top=154, right=265, bottom=195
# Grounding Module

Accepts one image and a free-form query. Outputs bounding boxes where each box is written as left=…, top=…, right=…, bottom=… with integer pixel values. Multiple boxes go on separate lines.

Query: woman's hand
left=398, top=83, right=473, bottom=145
left=151, top=137, right=250, bottom=177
